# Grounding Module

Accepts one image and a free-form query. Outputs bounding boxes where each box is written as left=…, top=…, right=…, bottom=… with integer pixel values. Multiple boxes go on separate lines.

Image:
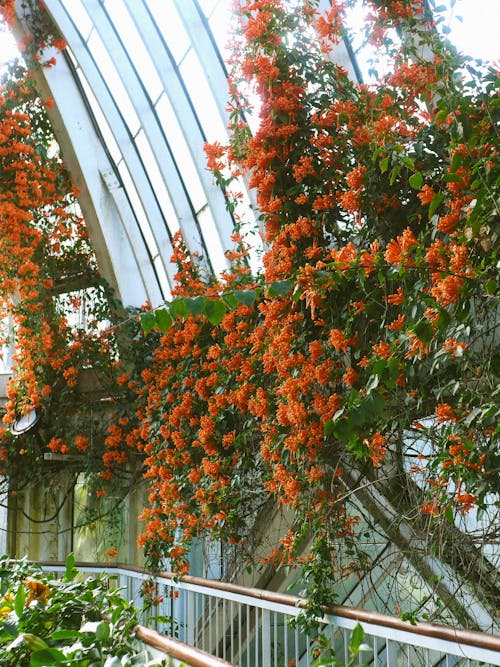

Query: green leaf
left=360, top=392, right=385, bottom=418
left=140, top=311, right=156, bottom=334
left=409, top=172, right=423, bottom=190
left=484, top=278, right=497, bottom=295
left=129, top=652, right=156, bottom=665
left=365, top=374, right=379, bottom=392
left=324, top=419, right=334, bottom=437
left=49, top=629, right=81, bottom=640
left=64, top=552, right=78, bottom=581
left=379, top=157, right=389, bottom=173
left=429, top=192, right=444, bottom=220
left=268, top=279, right=293, bottom=296
left=437, top=310, right=451, bottom=332
left=96, top=621, right=110, bottom=642
left=222, top=292, right=238, bottom=309
left=30, top=648, right=66, bottom=666
left=234, top=289, right=257, bottom=306
left=401, top=156, right=415, bottom=169
left=414, top=320, right=435, bottom=343
left=349, top=623, right=365, bottom=653
left=332, top=419, right=354, bottom=441
left=450, top=151, right=463, bottom=171
left=171, top=298, right=188, bottom=318
left=389, top=164, right=401, bottom=185
left=444, top=172, right=463, bottom=182
left=444, top=505, right=454, bottom=524
left=22, top=634, right=48, bottom=652
left=14, top=584, right=25, bottom=618
left=184, top=296, right=207, bottom=316
left=155, top=308, right=173, bottom=332
left=205, top=299, right=226, bottom=325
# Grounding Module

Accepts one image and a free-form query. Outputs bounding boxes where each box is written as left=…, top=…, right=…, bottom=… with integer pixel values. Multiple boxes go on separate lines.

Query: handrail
left=136, top=624, right=238, bottom=667
left=39, top=560, right=500, bottom=655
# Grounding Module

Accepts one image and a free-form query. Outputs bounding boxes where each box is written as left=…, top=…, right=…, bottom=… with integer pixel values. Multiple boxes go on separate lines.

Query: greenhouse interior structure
left=0, top=0, right=498, bottom=664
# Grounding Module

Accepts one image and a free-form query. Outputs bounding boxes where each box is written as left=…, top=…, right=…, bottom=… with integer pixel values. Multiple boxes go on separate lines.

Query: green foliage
left=0, top=556, right=166, bottom=666
left=312, top=623, right=372, bottom=667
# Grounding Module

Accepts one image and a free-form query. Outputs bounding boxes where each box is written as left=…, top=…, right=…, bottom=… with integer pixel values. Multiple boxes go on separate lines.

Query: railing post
left=187, top=590, right=195, bottom=646
left=262, top=608, right=271, bottom=667
left=386, top=638, right=400, bottom=667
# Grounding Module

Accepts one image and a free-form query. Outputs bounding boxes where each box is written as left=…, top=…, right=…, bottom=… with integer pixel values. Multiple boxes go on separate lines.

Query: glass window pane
left=76, top=64, right=123, bottom=164
left=179, top=48, right=227, bottom=143
left=208, top=0, right=232, bottom=62
left=134, top=128, right=179, bottom=235
left=153, top=255, right=172, bottom=299
left=154, top=92, right=207, bottom=213
left=87, top=30, right=141, bottom=136
left=117, top=160, right=158, bottom=258
left=144, top=0, right=190, bottom=64
left=102, top=0, right=163, bottom=102
left=196, top=207, right=226, bottom=277
left=66, top=0, right=93, bottom=42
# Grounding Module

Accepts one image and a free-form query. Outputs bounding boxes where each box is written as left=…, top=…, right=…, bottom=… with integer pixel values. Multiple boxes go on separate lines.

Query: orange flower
left=329, top=328, right=349, bottom=352
left=367, top=432, right=386, bottom=467
left=350, top=300, right=365, bottom=314
left=23, top=578, right=51, bottom=605
left=437, top=213, right=459, bottom=234
left=384, top=228, right=419, bottom=265
left=74, top=434, right=90, bottom=452
left=386, top=287, right=405, bottom=305
left=456, top=493, right=476, bottom=513
left=386, top=314, right=405, bottom=330
left=435, top=403, right=458, bottom=423
left=342, top=366, right=358, bottom=387
left=372, top=340, right=392, bottom=359
left=443, top=338, right=467, bottom=358
left=430, top=275, right=463, bottom=307
left=417, top=184, right=435, bottom=205
left=421, top=501, right=439, bottom=516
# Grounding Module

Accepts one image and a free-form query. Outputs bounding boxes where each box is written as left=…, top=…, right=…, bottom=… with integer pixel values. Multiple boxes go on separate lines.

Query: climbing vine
left=136, top=0, right=499, bottom=621
left=0, top=0, right=498, bottom=625
left=0, top=1, right=150, bottom=555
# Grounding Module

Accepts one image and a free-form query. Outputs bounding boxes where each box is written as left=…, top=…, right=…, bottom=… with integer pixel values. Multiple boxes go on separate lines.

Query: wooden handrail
left=135, top=624, right=238, bottom=667
left=39, top=560, right=500, bottom=654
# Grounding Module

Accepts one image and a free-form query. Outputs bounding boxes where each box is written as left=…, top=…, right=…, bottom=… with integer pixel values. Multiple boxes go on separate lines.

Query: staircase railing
left=41, top=562, right=500, bottom=667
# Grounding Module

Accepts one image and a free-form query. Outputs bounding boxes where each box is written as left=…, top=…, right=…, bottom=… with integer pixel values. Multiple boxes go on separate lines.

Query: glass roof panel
left=197, top=0, right=221, bottom=17
left=117, top=160, right=159, bottom=258
left=144, top=0, right=190, bottom=65
left=86, top=29, right=141, bottom=136
left=102, top=0, right=163, bottom=103
left=134, top=128, right=178, bottom=236
left=154, top=92, right=207, bottom=215
left=153, top=255, right=172, bottom=299
left=179, top=48, right=228, bottom=143
left=207, top=1, right=232, bottom=62
left=75, top=63, right=123, bottom=164
left=65, top=0, right=93, bottom=42
left=196, top=206, right=227, bottom=277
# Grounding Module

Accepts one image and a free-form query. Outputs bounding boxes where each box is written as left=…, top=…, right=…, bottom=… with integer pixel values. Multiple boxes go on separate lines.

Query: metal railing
left=136, top=624, right=237, bottom=667
left=41, top=562, right=500, bottom=667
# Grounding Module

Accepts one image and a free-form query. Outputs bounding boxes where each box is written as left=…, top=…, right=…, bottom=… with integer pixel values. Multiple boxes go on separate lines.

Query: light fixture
left=9, top=408, right=40, bottom=435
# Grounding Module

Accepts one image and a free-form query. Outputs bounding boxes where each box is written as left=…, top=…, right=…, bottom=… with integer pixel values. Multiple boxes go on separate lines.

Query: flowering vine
left=137, top=0, right=499, bottom=623
left=0, top=0, right=498, bottom=626
left=0, top=4, right=150, bottom=557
